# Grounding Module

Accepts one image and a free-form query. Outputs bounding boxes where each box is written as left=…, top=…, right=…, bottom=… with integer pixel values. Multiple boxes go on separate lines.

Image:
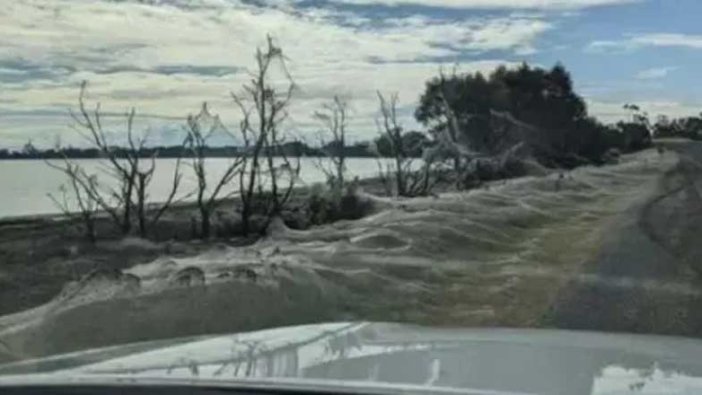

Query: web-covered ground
left=0, top=148, right=682, bottom=360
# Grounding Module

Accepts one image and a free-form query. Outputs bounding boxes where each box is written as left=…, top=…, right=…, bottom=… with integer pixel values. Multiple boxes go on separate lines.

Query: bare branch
left=376, top=92, right=433, bottom=197
left=185, top=103, right=243, bottom=239
left=312, top=96, right=348, bottom=191
left=236, top=36, right=299, bottom=236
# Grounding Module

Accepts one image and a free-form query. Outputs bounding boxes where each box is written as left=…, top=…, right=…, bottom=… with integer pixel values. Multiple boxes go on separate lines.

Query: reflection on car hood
left=1, top=322, right=702, bottom=394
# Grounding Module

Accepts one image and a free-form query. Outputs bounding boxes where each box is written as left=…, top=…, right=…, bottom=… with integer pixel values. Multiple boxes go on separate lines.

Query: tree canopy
left=415, top=63, right=651, bottom=167
left=653, top=114, right=702, bottom=140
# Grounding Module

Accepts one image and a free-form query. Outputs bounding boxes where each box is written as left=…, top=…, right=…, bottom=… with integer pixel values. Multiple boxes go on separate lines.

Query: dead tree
left=233, top=36, right=299, bottom=236
left=50, top=82, right=185, bottom=238
left=186, top=103, right=243, bottom=239
left=376, top=92, right=434, bottom=197
left=132, top=150, right=185, bottom=238
left=135, top=169, right=153, bottom=237
left=261, top=111, right=301, bottom=225
left=312, top=96, right=348, bottom=193
left=69, top=81, right=143, bottom=234
left=46, top=160, right=99, bottom=243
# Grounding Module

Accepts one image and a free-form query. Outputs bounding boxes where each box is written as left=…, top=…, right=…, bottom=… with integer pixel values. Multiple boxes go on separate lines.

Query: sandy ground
left=0, top=145, right=694, bottom=362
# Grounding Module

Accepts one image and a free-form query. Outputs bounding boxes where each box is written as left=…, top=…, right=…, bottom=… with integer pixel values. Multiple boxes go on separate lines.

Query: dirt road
left=546, top=140, right=702, bottom=336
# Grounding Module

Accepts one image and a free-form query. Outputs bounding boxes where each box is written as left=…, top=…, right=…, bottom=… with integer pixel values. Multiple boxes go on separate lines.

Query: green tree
left=416, top=62, right=604, bottom=167
left=653, top=113, right=702, bottom=140
left=618, top=104, right=652, bottom=151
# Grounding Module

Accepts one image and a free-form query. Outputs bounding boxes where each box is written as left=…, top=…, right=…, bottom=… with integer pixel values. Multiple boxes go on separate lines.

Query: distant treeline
left=653, top=114, right=702, bottom=140
left=0, top=138, right=425, bottom=160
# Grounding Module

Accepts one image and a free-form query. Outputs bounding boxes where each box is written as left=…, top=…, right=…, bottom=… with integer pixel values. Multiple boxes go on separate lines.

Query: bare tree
left=261, top=110, right=302, bottom=224
left=133, top=155, right=156, bottom=238
left=132, top=150, right=186, bottom=238
left=185, top=103, right=243, bottom=239
left=233, top=36, right=300, bottom=236
left=374, top=159, right=394, bottom=196
left=375, top=92, right=434, bottom=197
left=69, top=81, right=143, bottom=234
left=46, top=160, right=99, bottom=243
left=312, top=96, right=348, bottom=192
left=48, top=82, right=185, bottom=239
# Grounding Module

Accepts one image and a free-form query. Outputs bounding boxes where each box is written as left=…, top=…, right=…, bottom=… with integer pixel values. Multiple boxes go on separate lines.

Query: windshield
left=1, top=0, right=702, bottom=392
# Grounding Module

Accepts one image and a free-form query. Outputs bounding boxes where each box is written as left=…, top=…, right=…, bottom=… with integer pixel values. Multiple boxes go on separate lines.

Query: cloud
left=587, top=33, right=702, bottom=53
left=0, top=0, right=548, bottom=146
left=635, top=66, right=678, bottom=80
left=1, top=59, right=520, bottom=148
left=634, top=33, right=702, bottom=49
left=293, top=0, right=639, bottom=10
left=0, top=59, right=76, bottom=84
left=0, top=1, right=546, bottom=72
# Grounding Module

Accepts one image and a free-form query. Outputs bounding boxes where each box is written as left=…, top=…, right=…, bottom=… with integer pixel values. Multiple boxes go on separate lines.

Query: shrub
left=306, top=182, right=373, bottom=227
left=601, top=148, right=621, bottom=165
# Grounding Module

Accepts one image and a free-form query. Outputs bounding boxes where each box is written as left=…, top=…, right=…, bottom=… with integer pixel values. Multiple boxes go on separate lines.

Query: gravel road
left=546, top=141, right=702, bottom=337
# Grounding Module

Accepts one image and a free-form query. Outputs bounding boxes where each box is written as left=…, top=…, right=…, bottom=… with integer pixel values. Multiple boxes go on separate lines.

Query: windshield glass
left=1, top=0, right=702, bottom=391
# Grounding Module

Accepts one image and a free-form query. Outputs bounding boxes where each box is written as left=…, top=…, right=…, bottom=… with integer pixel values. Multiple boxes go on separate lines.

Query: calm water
left=0, top=158, right=388, bottom=218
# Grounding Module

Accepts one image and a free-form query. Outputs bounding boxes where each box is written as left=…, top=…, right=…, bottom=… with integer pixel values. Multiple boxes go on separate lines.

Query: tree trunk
left=395, top=158, right=405, bottom=196
left=241, top=203, right=250, bottom=236
left=337, top=156, right=345, bottom=191
left=200, top=207, right=210, bottom=239
left=137, top=176, right=147, bottom=238
left=122, top=181, right=133, bottom=235
left=138, top=212, right=146, bottom=237
left=84, top=215, right=96, bottom=244
left=242, top=153, right=260, bottom=237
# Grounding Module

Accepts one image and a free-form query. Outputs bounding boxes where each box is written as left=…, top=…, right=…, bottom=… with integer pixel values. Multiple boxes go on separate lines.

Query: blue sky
left=1, top=0, right=701, bottom=148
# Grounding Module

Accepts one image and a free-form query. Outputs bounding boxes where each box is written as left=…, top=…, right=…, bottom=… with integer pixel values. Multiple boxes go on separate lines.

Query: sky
left=1, top=0, right=701, bottom=148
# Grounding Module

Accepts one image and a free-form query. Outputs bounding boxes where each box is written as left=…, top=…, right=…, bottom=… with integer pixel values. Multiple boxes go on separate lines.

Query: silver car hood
left=1, top=322, right=702, bottom=395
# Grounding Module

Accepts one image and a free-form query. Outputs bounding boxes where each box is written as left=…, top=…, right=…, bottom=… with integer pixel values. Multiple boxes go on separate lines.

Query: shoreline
left=0, top=156, right=408, bottom=222
left=0, top=173, right=393, bottom=316
left=0, top=174, right=388, bottom=229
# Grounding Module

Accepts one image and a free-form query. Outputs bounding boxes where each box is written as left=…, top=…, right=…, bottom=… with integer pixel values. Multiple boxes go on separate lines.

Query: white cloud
left=635, top=66, right=678, bottom=80
left=1, top=0, right=541, bottom=146
left=300, top=0, right=638, bottom=10
left=1, top=59, right=519, bottom=147
left=0, top=2, right=547, bottom=70
left=634, top=33, right=702, bottom=49
left=586, top=40, right=635, bottom=52
left=587, top=33, right=702, bottom=53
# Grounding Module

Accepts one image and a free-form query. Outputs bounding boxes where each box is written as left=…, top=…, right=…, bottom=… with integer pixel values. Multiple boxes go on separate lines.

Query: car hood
left=1, top=322, right=702, bottom=394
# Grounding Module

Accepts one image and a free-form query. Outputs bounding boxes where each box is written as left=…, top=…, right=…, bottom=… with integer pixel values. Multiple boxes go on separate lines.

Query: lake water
left=0, top=158, right=388, bottom=219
